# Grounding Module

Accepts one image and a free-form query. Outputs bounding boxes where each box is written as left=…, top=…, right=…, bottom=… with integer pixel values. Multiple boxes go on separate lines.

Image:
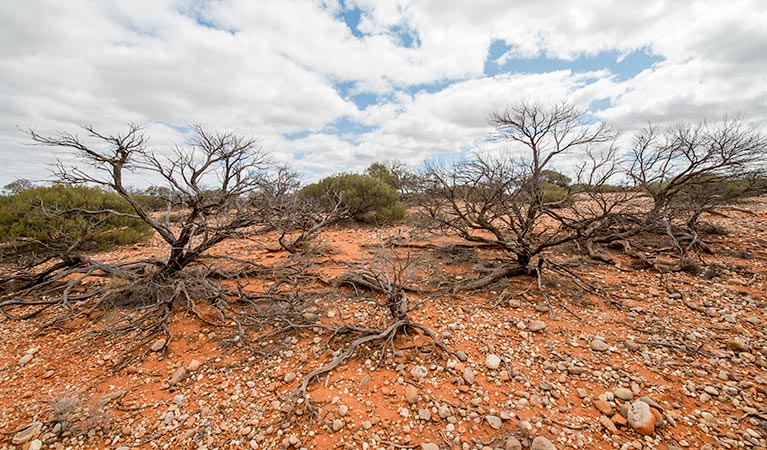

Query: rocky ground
left=1, top=198, right=767, bottom=450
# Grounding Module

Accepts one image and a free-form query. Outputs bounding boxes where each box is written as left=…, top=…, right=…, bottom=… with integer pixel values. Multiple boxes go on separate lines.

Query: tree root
left=286, top=318, right=453, bottom=409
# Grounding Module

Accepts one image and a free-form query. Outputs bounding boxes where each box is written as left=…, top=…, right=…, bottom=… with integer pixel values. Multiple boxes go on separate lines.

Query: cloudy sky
left=1, top=0, right=765, bottom=187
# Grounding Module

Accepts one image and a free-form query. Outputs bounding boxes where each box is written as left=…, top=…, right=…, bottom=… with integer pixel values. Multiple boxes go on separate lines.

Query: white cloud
left=0, top=0, right=765, bottom=186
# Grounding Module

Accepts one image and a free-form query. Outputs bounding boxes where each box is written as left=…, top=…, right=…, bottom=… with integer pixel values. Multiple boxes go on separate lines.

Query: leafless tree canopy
left=29, top=124, right=273, bottom=276
left=422, top=101, right=621, bottom=270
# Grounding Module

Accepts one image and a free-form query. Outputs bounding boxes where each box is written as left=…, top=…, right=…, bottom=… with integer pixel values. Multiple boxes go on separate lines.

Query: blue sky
left=0, top=0, right=765, bottom=186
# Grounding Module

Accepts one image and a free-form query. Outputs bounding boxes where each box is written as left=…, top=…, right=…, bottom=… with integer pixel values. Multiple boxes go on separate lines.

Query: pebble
left=331, top=419, right=343, bottom=431
left=18, top=353, right=34, bottom=366
left=422, top=444, right=440, bottom=450
left=405, top=385, right=419, bottom=404
left=455, top=351, right=467, bottom=361
left=528, top=320, right=546, bottom=332
left=169, top=366, right=187, bottom=386
left=594, top=400, right=614, bottom=416
left=284, top=372, right=297, bottom=383
left=187, top=359, right=201, bottom=371
left=411, top=365, right=428, bottom=379
left=485, top=415, right=502, bottom=429
left=150, top=338, right=166, bottom=352
left=627, top=400, right=655, bottom=435
left=485, top=354, right=501, bottom=369
left=590, top=339, right=610, bottom=352
left=12, top=422, right=43, bottom=445
left=463, top=367, right=475, bottom=385
left=614, top=387, right=633, bottom=401
left=28, top=439, right=43, bottom=450
left=505, top=437, right=522, bottom=450
left=531, top=436, right=557, bottom=450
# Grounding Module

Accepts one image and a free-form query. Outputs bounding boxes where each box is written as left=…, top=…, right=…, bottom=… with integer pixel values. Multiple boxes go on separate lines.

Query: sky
left=1, top=0, right=765, bottom=188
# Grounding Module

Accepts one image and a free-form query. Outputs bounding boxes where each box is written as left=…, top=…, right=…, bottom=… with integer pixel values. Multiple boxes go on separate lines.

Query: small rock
left=338, top=404, right=348, bottom=416
left=18, top=353, right=34, bottom=366
left=567, top=366, right=587, bottom=375
left=462, top=367, right=475, bottom=385
left=614, top=387, right=633, bottom=401
left=284, top=372, right=297, bottom=383
left=627, top=400, right=656, bottom=435
left=331, top=419, right=343, bottom=431
left=624, top=340, right=641, bottom=352
left=417, top=408, right=431, bottom=421
left=594, top=400, right=614, bottom=416
left=421, top=444, right=440, bottom=450
left=531, top=436, right=557, bottom=450
left=150, top=338, right=166, bottom=352
left=590, top=339, right=610, bottom=352
left=12, top=422, right=43, bottom=445
left=528, top=320, right=546, bottom=332
left=485, top=354, right=501, bottom=370
left=599, top=415, right=618, bottom=433
left=455, top=351, right=467, bottom=361
left=485, top=415, right=502, bottom=429
left=169, top=366, right=187, bottom=386
left=505, top=437, right=522, bottom=450
left=539, top=381, right=553, bottom=391
left=611, top=413, right=627, bottom=427
left=411, top=365, right=428, bottom=379
left=405, top=385, right=419, bottom=404
left=187, top=359, right=201, bottom=371
left=28, top=439, right=43, bottom=450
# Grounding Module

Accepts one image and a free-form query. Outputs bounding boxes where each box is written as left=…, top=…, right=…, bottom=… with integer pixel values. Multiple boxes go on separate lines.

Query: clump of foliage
left=0, top=184, right=152, bottom=260
left=300, top=173, right=406, bottom=224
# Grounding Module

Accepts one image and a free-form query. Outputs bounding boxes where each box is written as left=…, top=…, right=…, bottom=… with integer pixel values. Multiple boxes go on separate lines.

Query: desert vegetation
left=1, top=101, right=766, bottom=449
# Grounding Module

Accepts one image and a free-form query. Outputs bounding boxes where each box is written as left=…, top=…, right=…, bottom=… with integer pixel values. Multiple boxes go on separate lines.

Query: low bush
left=300, top=173, right=406, bottom=224
left=0, top=184, right=152, bottom=257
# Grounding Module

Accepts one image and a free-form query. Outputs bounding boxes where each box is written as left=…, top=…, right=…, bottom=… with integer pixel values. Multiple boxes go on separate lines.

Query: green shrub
left=0, top=184, right=152, bottom=256
left=300, top=173, right=406, bottom=223
left=541, top=183, right=569, bottom=204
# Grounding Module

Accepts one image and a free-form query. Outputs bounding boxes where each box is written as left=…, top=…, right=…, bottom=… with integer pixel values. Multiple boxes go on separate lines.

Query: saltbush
left=0, top=184, right=152, bottom=256
left=300, top=173, right=406, bottom=223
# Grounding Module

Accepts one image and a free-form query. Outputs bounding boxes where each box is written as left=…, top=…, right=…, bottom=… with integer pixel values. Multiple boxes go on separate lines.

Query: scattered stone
left=187, top=359, right=201, bottom=371
left=18, top=353, right=34, bottom=366
left=539, top=381, right=553, bottom=391
left=594, top=400, right=614, bottom=416
left=531, top=436, right=556, bottom=450
left=567, top=366, right=587, bottom=375
left=463, top=367, right=475, bottom=385
left=169, top=366, right=187, bottom=386
left=12, top=422, right=43, bottom=445
left=417, top=408, right=431, bottom=421
left=331, top=419, right=343, bottom=431
left=485, top=354, right=501, bottom=369
left=528, top=320, right=546, bottom=332
left=485, top=415, right=502, bottom=429
left=534, top=303, right=550, bottom=312
left=627, top=400, right=656, bottom=435
left=599, top=415, right=618, bottom=433
left=422, top=444, right=440, bottom=450
left=614, top=387, right=633, bottom=401
left=576, top=388, right=589, bottom=398
left=338, top=404, right=348, bottom=416
left=28, top=439, right=43, bottom=450
left=505, top=437, right=522, bottom=450
left=150, top=338, right=166, bottom=352
left=590, top=339, right=610, bottom=352
left=611, top=413, right=627, bottom=427
left=405, top=385, right=419, bottom=404
left=284, top=372, right=297, bottom=383
left=455, top=351, right=468, bottom=361
left=411, top=365, right=428, bottom=379
left=624, top=340, right=641, bottom=352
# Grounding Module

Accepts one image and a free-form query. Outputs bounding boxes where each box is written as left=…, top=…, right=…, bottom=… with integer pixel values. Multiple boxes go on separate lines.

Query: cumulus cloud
left=0, top=0, right=765, bottom=186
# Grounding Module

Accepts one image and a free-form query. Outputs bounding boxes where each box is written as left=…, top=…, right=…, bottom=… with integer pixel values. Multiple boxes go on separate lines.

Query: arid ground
left=2, top=198, right=767, bottom=450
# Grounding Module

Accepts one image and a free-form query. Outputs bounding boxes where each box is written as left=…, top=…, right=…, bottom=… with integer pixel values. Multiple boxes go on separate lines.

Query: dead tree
left=421, top=101, right=622, bottom=289
left=617, top=119, right=767, bottom=269
left=1, top=124, right=317, bottom=357
left=288, top=240, right=452, bottom=409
